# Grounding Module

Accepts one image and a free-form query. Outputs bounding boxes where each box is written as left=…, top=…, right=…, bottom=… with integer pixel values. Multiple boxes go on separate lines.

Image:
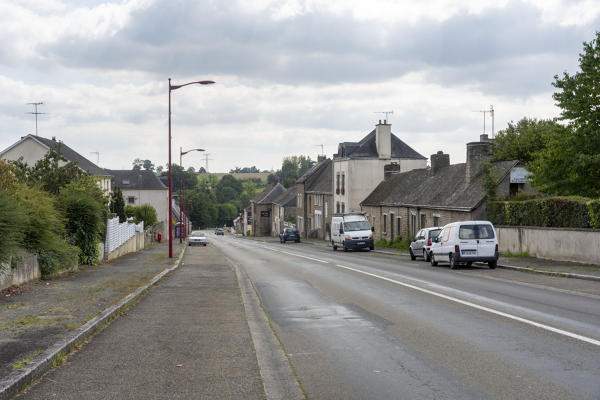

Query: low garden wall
left=0, top=253, right=40, bottom=291
left=496, top=226, right=600, bottom=265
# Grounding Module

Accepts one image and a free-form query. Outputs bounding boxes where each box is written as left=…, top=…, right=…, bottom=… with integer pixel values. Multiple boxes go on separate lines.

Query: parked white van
left=429, top=220, right=499, bottom=269
left=331, top=213, right=374, bottom=252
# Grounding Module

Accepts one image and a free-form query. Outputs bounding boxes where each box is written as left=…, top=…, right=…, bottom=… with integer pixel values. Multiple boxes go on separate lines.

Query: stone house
left=361, top=134, right=525, bottom=241
left=107, top=170, right=169, bottom=236
left=251, top=183, right=286, bottom=236
left=271, top=185, right=297, bottom=236
left=333, top=121, right=427, bottom=214
left=296, top=157, right=333, bottom=239
left=0, top=134, right=111, bottom=193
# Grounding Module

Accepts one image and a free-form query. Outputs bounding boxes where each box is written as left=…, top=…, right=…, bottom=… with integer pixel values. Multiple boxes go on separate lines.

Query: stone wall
left=496, top=226, right=600, bottom=265
left=105, top=231, right=146, bottom=262
left=0, top=253, right=40, bottom=291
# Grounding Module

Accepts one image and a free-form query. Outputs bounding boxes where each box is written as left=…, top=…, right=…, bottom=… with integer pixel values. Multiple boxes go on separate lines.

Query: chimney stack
left=317, top=155, right=326, bottom=163
left=375, top=120, right=391, bottom=159
left=384, top=162, right=400, bottom=179
left=430, top=151, right=450, bottom=175
left=466, top=137, right=492, bottom=184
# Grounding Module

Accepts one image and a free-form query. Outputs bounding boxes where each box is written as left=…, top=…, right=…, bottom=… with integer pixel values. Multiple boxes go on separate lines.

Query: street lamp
left=180, top=147, right=205, bottom=243
left=168, top=78, right=214, bottom=258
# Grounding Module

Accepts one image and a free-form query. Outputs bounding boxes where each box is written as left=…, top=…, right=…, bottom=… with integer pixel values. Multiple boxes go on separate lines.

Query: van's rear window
left=459, top=224, right=495, bottom=239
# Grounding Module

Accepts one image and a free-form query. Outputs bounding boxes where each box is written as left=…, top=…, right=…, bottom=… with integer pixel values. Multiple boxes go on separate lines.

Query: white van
left=331, top=213, right=374, bottom=252
left=429, top=220, right=499, bottom=269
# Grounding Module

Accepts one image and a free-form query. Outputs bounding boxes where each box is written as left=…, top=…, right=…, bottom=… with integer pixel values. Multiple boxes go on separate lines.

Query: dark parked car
left=215, top=228, right=224, bottom=236
left=279, top=228, right=300, bottom=243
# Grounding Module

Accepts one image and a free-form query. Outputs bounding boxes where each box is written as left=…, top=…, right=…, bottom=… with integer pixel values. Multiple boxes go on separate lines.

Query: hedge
left=487, top=197, right=600, bottom=228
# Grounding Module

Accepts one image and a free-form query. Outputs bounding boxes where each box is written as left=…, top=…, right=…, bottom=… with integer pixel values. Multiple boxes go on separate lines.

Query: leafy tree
left=197, top=166, right=207, bottom=174
left=188, top=191, right=217, bottom=228
left=492, top=118, right=561, bottom=163
left=132, top=158, right=155, bottom=171
left=274, top=155, right=315, bottom=187
left=162, top=164, right=197, bottom=189
left=110, top=187, right=126, bottom=222
left=11, top=151, right=85, bottom=195
left=125, top=204, right=158, bottom=227
left=216, top=203, right=238, bottom=227
left=229, top=166, right=260, bottom=173
left=480, top=162, right=497, bottom=201
left=530, top=32, right=600, bottom=196
left=0, top=160, right=19, bottom=190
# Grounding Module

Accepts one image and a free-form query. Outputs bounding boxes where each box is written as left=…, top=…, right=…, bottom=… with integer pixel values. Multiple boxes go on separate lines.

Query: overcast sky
left=1, top=0, right=598, bottom=173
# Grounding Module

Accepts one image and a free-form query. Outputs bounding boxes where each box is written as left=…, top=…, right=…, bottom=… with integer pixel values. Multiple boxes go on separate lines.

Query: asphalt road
left=212, top=235, right=600, bottom=400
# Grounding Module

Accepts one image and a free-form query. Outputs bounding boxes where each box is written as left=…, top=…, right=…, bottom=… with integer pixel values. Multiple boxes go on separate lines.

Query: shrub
left=125, top=204, right=158, bottom=228
left=0, top=189, right=26, bottom=264
left=12, top=183, right=79, bottom=277
left=488, top=196, right=595, bottom=228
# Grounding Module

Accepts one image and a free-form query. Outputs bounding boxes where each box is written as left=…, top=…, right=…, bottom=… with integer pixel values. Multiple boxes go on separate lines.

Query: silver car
left=188, top=231, right=207, bottom=246
left=409, top=227, right=442, bottom=262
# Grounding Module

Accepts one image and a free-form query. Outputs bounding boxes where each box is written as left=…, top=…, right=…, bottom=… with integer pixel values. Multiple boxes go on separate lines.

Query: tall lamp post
left=168, top=78, right=214, bottom=258
left=180, top=147, right=205, bottom=243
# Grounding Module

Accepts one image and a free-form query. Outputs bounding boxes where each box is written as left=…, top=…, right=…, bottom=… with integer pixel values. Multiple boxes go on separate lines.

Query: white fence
left=105, top=217, right=144, bottom=254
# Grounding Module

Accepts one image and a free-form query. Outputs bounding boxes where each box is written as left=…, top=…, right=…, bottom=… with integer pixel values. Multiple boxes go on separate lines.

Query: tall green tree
left=132, top=158, right=155, bottom=171
left=110, top=186, right=126, bottom=222
left=11, top=151, right=85, bottom=195
left=492, top=118, right=561, bottom=163
left=530, top=31, right=600, bottom=197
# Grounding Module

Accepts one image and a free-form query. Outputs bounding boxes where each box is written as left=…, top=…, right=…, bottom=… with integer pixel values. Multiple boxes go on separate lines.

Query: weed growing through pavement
left=12, top=357, right=31, bottom=370
left=52, top=352, right=65, bottom=367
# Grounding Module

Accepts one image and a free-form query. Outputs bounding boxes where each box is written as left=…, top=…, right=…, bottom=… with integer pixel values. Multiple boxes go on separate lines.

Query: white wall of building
left=121, top=188, right=169, bottom=232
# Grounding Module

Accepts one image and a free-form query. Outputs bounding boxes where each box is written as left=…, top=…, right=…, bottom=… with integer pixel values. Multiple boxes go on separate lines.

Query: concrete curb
left=496, top=264, right=600, bottom=282
left=0, top=247, right=186, bottom=400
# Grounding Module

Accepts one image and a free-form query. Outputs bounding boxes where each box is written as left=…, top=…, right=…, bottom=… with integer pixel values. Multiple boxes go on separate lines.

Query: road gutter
left=0, top=247, right=186, bottom=400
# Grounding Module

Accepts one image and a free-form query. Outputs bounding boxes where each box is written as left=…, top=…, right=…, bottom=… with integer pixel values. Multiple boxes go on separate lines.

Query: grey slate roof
left=19, top=135, right=109, bottom=176
left=361, top=160, right=518, bottom=210
left=107, top=170, right=167, bottom=190
left=273, top=185, right=297, bottom=207
left=305, top=159, right=332, bottom=194
left=335, top=130, right=426, bottom=160
left=255, top=183, right=286, bottom=204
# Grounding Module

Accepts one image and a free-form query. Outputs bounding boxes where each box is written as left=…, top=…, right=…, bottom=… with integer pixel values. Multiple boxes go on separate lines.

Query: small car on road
left=430, top=220, right=499, bottom=269
left=215, top=228, right=224, bottom=236
left=409, top=227, right=443, bottom=262
left=188, top=231, right=207, bottom=246
left=280, top=228, right=301, bottom=243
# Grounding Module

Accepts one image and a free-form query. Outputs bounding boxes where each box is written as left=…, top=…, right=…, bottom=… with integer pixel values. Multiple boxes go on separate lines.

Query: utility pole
left=27, top=102, right=46, bottom=136
left=315, top=144, right=324, bottom=156
left=203, top=153, right=213, bottom=172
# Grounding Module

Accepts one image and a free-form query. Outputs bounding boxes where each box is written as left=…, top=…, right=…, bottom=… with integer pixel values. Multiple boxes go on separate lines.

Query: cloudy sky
left=1, top=0, right=598, bottom=173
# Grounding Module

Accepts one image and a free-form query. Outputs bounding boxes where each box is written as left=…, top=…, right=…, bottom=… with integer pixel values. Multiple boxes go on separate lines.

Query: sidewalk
left=0, top=241, right=186, bottom=399
left=12, top=242, right=265, bottom=400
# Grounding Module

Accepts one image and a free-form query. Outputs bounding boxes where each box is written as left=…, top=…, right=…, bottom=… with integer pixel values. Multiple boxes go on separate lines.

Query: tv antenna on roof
left=90, top=151, right=100, bottom=165
left=473, top=105, right=495, bottom=138
left=27, top=102, right=46, bottom=136
left=374, top=110, right=393, bottom=122
left=315, top=144, right=324, bottom=156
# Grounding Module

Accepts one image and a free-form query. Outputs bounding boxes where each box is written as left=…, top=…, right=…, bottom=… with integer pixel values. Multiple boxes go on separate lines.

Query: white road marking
left=231, top=238, right=600, bottom=347
left=334, top=263, right=600, bottom=347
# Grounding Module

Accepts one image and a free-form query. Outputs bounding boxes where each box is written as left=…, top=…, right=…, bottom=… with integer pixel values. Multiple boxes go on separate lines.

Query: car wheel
left=343, top=244, right=348, bottom=252
left=449, top=254, right=457, bottom=269
left=370, top=245, right=374, bottom=250
left=333, top=242, right=338, bottom=251
left=430, top=253, right=438, bottom=266
left=488, top=260, right=497, bottom=269
left=424, top=250, right=431, bottom=262
left=409, top=248, right=416, bottom=261
left=466, top=261, right=472, bottom=267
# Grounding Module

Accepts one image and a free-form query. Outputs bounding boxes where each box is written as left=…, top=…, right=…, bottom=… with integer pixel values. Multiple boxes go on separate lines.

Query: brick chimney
left=376, top=120, right=391, bottom=159
left=430, top=151, right=450, bottom=175
left=317, top=155, right=326, bottom=163
left=466, top=136, right=492, bottom=184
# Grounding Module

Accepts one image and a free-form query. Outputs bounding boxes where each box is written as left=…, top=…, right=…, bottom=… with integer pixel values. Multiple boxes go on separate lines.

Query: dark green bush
left=0, top=189, right=26, bottom=264
left=488, top=196, right=596, bottom=228
left=125, top=204, right=157, bottom=228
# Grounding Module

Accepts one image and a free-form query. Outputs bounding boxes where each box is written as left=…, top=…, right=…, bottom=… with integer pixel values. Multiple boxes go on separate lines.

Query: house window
left=341, top=173, right=345, bottom=195
left=297, top=193, right=302, bottom=208
left=411, top=214, right=417, bottom=236
left=336, top=202, right=340, bottom=213
left=341, top=203, right=345, bottom=213
left=336, top=173, right=340, bottom=194
left=390, top=213, right=395, bottom=239
left=325, top=202, right=328, bottom=218
left=383, top=214, right=387, bottom=234
left=122, top=179, right=130, bottom=185
left=420, top=214, right=426, bottom=228
left=433, top=216, right=440, bottom=226
left=314, top=210, right=322, bottom=229
left=397, top=217, right=401, bottom=238
left=127, top=196, right=135, bottom=205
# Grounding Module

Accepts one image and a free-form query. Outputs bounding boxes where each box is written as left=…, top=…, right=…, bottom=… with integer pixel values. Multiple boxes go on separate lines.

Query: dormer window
left=122, top=179, right=130, bottom=185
